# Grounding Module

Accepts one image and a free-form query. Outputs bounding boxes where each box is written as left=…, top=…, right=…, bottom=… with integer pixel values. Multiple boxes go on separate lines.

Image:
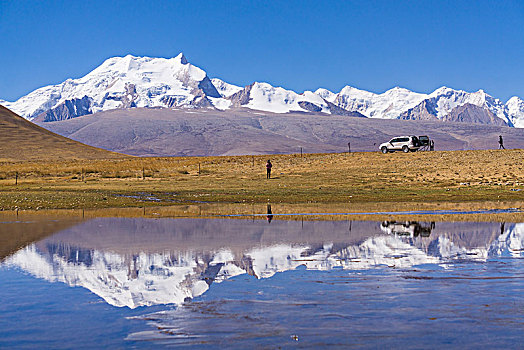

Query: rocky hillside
left=39, top=107, right=524, bottom=157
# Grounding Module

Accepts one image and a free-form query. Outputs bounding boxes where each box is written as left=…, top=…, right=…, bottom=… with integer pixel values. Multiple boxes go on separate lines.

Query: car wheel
left=381, top=146, right=388, bottom=154
left=402, top=145, right=409, bottom=153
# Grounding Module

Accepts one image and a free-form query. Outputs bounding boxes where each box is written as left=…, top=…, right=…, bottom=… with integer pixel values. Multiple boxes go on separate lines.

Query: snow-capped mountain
left=321, top=85, right=523, bottom=126
left=507, top=96, right=524, bottom=128
left=1, top=53, right=221, bottom=122
left=1, top=53, right=523, bottom=127
left=328, top=85, right=428, bottom=119
left=398, top=87, right=513, bottom=126
left=228, top=82, right=363, bottom=115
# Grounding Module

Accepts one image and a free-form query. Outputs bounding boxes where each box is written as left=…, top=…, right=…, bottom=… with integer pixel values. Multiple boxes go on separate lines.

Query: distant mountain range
left=1, top=53, right=523, bottom=127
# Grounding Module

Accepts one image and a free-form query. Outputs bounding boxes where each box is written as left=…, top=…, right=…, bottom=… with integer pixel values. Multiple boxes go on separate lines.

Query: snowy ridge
left=238, top=82, right=332, bottom=114
left=6, top=223, right=524, bottom=308
left=211, top=78, right=243, bottom=98
left=1, top=53, right=523, bottom=126
left=334, top=86, right=428, bottom=119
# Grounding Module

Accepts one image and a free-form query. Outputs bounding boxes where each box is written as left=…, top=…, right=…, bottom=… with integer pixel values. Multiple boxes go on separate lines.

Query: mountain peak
left=339, top=85, right=376, bottom=97
left=432, top=86, right=452, bottom=94
left=176, top=52, right=188, bottom=64
left=3, top=52, right=220, bottom=120
left=383, top=86, right=415, bottom=95
left=507, top=96, right=524, bottom=104
left=211, top=78, right=242, bottom=98
left=314, top=88, right=336, bottom=102
left=388, top=86, right=406, bottom=91
left=95, top=53, right=189, bottom=73
left=473, top=89, right=489, bottom=98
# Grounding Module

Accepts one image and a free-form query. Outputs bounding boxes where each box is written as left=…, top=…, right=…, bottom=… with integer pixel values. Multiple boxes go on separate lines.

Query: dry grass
left=0, top=105, right=126, bottom=161
left=0, top=149, right=523, bottom=210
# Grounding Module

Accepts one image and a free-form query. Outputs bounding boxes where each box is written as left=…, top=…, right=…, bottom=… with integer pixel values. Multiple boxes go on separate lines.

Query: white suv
left=379, top=136, right=420, bottom=153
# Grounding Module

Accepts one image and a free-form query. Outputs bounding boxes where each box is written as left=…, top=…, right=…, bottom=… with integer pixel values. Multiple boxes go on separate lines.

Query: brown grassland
left=0, top=149, right=523, bottom=212
left=0, top=105, right=125, bottom=161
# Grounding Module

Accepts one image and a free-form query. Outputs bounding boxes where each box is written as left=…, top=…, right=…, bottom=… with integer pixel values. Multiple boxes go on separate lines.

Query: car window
left=390, top=138, right=399, bottom=143
left=399, top=137, right=409, bottom=142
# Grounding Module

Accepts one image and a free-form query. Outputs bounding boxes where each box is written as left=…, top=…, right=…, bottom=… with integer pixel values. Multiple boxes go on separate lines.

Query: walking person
left=499, top=135, right=505, bottom=149
left=266, top=159, right=272, bottom=179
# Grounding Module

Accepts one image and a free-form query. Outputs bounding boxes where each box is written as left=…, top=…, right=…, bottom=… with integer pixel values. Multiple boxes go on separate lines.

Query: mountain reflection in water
left=3, top=218, right=523, bottom=309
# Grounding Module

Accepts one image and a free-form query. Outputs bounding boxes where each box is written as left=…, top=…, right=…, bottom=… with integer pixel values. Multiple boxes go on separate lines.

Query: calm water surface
left=1, top=213, right=524, bottom=348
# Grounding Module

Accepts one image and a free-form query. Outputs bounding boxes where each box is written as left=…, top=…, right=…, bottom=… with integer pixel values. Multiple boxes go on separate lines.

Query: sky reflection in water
left=1, top=214, right=524, bottom=348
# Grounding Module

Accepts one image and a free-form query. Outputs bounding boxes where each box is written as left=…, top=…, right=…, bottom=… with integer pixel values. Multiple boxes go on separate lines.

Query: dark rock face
left=399, top=100, right=439, bottom=121
left=175, top=65, right=221, bottom=99
left=120, top=83, right=138, bottom=108
left=101, top=83, right=138, bottom=108
left=36, top=96, right=92, bottom=122
left=161, top=90, right=215, bottom=108
left=38, top=84, right=141, bottom=122
left=333, top=94, right=371, bottom=113
left=399, top=100, right=507, bottom=126
left=190, top=92, right=214, bottom=108
left=298, top=101, right=322, bottom=112
left=325, top=100, right=367, bottom=117
left=198, top=76, right=221, bottom=98
left=443, top=103, right=507, bottom=126
left=228, top=84, right=253, bottom=106
left=160, top=95, right=188, bottom=107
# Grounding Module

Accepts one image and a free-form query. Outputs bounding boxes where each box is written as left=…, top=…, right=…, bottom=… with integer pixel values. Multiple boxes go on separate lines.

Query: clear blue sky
left=0, top=0, right=522, bottom=101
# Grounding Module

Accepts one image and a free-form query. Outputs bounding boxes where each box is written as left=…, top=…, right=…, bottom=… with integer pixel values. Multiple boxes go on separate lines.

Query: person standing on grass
left=499, top=135, right=505, bottom=149
left=266, top=159, right=272, bottom=179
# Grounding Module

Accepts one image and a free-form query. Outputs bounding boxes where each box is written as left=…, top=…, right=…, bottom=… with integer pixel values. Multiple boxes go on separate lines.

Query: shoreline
left=1, top=149, right=523, bottom=210
left=1, top=201, right=523, bottom=223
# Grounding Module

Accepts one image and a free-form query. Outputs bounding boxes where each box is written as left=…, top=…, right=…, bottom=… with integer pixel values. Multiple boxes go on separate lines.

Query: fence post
left=15, top=172, right=18, bottom=186
left=198, top=163, right=201, bottom=175
left=142, top=167, right=145, bottom=180
left=81, top=168, right=84, bottom=182
left=300, top=147, right=303, bottom=158
left=348, top=142, right=351, bottom=154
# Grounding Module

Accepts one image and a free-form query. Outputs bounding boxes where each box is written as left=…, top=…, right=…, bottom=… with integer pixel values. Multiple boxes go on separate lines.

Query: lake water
left=2, top=211, right=524, bottom=348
